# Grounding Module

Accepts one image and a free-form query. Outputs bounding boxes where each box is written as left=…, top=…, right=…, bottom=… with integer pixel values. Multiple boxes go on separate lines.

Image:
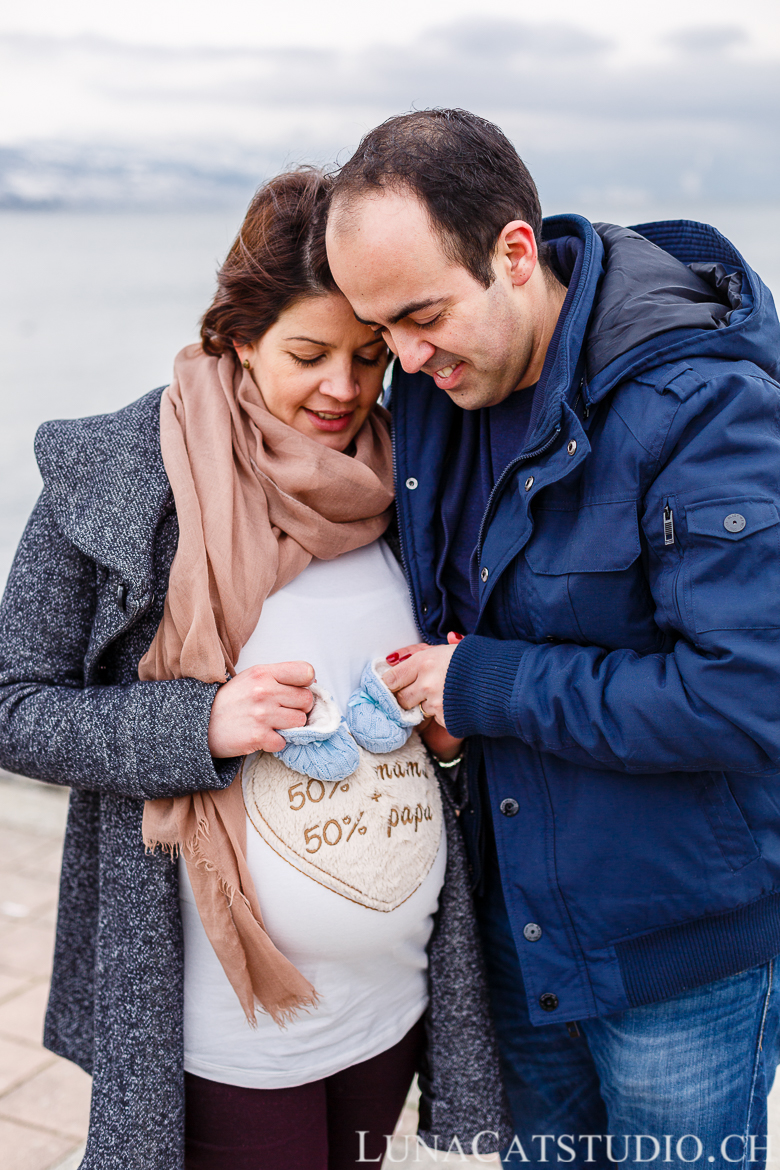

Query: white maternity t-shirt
left=179, top=538, right=447, bottom=1088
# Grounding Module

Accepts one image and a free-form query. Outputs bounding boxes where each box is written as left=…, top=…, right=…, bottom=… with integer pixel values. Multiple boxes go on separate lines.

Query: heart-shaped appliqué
left=243, top=732, right=442, bottom=912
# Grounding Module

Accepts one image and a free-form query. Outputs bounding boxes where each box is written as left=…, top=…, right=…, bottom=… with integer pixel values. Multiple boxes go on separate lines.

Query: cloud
left=665, top=24, right=748, bottom=55
left=0, top=21, right=777, bottom=209
left=429, top=19, right=611, bottom=60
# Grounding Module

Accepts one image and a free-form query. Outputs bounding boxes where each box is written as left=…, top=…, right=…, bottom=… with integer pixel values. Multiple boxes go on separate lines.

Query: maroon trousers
left=184, top=1019, right=424, bottom=1170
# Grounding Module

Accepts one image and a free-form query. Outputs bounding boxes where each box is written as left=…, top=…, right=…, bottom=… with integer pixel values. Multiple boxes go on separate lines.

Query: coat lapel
left=34, top=386, right=172, bottom=597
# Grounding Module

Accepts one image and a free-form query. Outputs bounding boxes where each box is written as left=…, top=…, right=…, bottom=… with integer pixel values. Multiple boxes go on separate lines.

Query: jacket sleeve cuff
left=134, top=678, right=240, bottom=798
left=443, top=635, right=527, bottom=738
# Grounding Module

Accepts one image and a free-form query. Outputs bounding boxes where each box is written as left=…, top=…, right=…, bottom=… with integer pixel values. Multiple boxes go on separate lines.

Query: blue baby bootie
left=346, top=656, right=425, bottom=754
left=274, top=685, right=360, bottom=782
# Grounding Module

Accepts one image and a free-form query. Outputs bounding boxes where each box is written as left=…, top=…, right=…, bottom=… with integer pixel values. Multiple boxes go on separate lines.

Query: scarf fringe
left=143, top=810, right=210, bottom=863
left=144, top=839, right=180, bottom=860
left=149, top=814, right=321, bottom=1028
left=261, top=992, right=321, bottom=1030
left=208, top=869, right=321, bottom=1027
left=144, top=828, right=320, bottom=1028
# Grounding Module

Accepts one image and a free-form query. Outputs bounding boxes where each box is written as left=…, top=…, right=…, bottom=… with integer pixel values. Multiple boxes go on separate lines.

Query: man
left=325, top=108, right=780, bottom=1160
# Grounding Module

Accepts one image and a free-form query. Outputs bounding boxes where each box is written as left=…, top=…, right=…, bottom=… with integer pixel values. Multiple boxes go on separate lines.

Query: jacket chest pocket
left=519, top=500, right=661, bottom=651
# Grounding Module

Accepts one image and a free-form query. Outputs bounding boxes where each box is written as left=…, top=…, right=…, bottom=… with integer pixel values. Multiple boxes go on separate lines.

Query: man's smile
left=429, top=360, right=466, bottom=390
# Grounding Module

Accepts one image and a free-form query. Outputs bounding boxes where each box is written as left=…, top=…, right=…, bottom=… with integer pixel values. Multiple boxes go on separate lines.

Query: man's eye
left=416, top=315, right=441, bottom=329
left=290, top=354, right=325, bottom=367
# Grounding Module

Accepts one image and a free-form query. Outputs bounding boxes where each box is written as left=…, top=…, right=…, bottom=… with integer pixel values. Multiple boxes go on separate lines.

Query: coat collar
left=34, top=387, right=172, bottom=594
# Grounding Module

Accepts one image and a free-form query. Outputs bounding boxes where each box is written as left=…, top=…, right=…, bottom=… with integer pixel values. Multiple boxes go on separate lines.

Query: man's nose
left=390, top=331, right=436, bottom=375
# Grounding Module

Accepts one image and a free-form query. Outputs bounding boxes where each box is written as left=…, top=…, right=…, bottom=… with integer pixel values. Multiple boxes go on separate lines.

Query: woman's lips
left=303, top=407, right=354, bottom=432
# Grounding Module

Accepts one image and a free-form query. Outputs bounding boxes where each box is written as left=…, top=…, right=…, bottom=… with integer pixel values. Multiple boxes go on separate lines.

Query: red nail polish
left=398, top=653, right=412, bottom=661
left=386, top=653, right=400, bottom=664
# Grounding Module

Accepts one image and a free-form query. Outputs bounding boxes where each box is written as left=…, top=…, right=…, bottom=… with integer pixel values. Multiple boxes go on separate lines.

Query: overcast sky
left=1, top=0, right=778, bottom=209
left=3, top=0, right=780, bottom=58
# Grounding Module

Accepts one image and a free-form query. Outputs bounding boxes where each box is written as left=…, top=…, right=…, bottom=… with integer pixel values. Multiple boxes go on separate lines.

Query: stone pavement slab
left=0, top=1034, right=54, bottom=1097
left=0, top=1061, right=91, bottom=1142
left=0, top=1117, right=75, bottom=1170
left=0, top=982, right=50, bottom=1044
left=0, top=772, right=87, bottom=1170
left=0, top=919, right=57, bottom=980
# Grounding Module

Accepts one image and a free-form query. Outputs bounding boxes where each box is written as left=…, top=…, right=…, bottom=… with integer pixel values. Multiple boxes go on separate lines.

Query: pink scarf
left=140, top=345, right=394, bottom=1022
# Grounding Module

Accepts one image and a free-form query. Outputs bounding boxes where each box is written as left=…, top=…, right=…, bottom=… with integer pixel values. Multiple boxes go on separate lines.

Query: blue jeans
left=477, top=862, right=780, bottom=1168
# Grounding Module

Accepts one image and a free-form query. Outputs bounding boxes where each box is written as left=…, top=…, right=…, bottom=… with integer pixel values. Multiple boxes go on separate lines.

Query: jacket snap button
left=500, top=798, right=519, bottom=817
left=567, top=440, right=577, bottom=456
left=116, top=583, right=127, bottom=612
left=724, top=513, right=746, bottom=533
left=524, top=476, right=534, bottom=491
left=523, top=922, right=542, bottom=942
left=539, top=992, right=559, bottom=1012
left=405, top=477, right=418, bottom=490
left=481, top=567, right=489, bottom=582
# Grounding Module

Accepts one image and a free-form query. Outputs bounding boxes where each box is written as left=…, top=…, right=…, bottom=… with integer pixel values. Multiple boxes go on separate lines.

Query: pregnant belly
left=245, top=821, right=447, bottom=965
left=242, top=732, right=443, bottom=915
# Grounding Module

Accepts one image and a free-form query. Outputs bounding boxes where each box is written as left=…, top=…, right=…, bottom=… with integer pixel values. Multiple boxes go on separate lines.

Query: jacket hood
left=541, top=215, right=780, bottom=410
left=588, top=223, right=730, bottom=373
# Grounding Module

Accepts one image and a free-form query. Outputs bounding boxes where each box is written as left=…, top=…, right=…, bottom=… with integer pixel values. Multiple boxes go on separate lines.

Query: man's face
left=326, top=189, right=542, bottom=410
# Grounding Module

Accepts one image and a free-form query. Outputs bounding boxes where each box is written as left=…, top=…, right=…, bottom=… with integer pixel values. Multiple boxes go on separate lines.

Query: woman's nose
left=318, top=373, right=361, bottom=402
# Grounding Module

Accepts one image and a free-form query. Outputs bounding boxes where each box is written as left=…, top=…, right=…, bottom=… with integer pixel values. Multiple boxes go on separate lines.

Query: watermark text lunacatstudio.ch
left=356, top=1131, right=774, bottom=1163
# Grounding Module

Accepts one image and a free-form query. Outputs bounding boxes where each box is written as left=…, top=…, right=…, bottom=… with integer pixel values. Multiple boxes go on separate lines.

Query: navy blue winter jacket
left=392, top=216, right=780, bottom=1027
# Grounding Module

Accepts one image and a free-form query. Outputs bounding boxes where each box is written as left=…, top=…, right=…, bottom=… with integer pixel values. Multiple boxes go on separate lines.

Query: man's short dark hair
left=330, top=108, right=544, bottom=288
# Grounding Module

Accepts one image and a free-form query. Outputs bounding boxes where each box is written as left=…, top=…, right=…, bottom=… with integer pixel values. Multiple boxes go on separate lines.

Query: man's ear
left=498, top=220, right=538, bottom=288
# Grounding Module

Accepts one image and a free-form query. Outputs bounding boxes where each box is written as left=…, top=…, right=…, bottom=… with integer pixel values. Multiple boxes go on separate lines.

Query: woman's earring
left=242, top=359, right=251, bottom=370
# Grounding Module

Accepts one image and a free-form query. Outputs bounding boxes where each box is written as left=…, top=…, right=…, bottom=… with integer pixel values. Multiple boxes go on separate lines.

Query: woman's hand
left=207, top=662, right=315, bottom=758
left=383, top=645, right=463, bottom=762
left=384, top=632, right=463, bottom=731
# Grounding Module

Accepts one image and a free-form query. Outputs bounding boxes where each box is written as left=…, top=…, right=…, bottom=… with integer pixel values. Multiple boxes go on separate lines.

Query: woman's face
left=235, top=293, right=388, bottom=452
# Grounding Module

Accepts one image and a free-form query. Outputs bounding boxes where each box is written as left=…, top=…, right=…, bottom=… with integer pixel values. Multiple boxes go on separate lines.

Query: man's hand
left=383, top=640, right=460, bottom=729
left=208, top=661, right=315, bottom=757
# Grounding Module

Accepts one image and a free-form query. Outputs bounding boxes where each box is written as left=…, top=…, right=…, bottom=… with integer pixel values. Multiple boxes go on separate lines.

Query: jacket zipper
left=662, top=498, right=686, bottom=630
left=395, top=399, right=564, bottom=632
left=392, top=427, right=433, bottom=643
left=476, top=425, right=562, bottom=567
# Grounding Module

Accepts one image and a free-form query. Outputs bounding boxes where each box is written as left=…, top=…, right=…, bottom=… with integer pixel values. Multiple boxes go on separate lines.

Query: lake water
left=1, top=203, right=779, bottom=586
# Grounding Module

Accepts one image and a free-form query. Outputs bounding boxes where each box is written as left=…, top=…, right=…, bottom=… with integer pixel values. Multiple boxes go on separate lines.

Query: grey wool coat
left=0, top=387, right=512, bottom=1169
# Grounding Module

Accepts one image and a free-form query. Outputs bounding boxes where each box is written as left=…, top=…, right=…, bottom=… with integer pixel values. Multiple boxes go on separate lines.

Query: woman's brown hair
left=200, top=167, right=337, bottom=355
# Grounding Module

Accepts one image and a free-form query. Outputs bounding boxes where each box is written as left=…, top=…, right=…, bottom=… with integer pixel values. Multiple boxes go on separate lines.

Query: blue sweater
left=392, top=216, right=780, bottom=1026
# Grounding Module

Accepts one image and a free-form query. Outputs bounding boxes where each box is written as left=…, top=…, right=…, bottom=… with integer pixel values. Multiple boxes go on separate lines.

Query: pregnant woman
left=0, top=168, right=507, bottom=1169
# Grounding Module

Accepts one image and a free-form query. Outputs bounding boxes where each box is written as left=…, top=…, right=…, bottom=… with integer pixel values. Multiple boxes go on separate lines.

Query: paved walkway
left=1, top=769, right=778, bottom=1169
left=0, top=773, right=90, bottom=1170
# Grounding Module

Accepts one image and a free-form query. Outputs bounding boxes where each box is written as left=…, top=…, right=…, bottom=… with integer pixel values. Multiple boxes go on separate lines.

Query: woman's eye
left=355, top=353, right=385, bottom=367
left=290, top=353, right=325, bottom=368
